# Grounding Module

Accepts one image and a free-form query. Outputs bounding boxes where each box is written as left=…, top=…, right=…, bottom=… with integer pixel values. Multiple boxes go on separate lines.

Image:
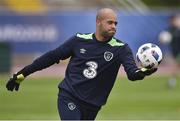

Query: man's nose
left=112, top=23, right=116, bottom=29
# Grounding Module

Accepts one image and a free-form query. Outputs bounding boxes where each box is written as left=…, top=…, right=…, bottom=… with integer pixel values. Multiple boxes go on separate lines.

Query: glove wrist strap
left=15, top=74, right=25, bottom=84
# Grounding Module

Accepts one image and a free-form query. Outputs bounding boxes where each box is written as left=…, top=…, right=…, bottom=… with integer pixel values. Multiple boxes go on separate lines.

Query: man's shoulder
left=108, top=37, right=127, bottom=47
left=75, top=33, right=93, bottom=40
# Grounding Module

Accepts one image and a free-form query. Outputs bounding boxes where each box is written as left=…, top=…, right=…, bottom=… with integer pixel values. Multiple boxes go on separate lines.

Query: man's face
left=97, top=15, right=118, bottom=39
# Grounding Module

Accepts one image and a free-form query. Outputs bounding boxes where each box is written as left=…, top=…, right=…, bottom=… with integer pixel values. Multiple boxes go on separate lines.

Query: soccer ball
left=136, top=43, right=163, bottom=69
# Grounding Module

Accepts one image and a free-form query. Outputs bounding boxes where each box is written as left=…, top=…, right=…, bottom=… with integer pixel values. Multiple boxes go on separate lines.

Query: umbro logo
left=80, top=48, right=86, bottom=54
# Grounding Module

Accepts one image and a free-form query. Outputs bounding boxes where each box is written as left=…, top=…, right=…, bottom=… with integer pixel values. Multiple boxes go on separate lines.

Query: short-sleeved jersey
left=18, top=33, right=142, bottom=107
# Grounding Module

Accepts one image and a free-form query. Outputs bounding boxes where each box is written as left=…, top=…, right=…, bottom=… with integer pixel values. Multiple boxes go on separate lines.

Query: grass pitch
left=0, top=75, right=180, bottom=120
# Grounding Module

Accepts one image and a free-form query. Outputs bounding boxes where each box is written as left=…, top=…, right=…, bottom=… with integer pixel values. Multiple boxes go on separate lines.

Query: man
left=159, top=14, right=180, bottom=88
left=6, top=8, right=157, bottom=120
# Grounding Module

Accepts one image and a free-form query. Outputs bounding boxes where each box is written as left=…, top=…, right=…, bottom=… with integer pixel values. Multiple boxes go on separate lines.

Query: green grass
left=0, top=75, right=180, bottom=120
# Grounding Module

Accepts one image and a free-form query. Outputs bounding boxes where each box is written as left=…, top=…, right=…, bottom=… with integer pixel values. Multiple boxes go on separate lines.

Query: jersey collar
left=92, top=33, right=112, bottom=44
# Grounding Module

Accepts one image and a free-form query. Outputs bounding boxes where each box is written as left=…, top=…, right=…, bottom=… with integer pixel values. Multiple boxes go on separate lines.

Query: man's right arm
left=6, top=35, right=77, bottom=91
left=18, top=35, right=77, bottom=77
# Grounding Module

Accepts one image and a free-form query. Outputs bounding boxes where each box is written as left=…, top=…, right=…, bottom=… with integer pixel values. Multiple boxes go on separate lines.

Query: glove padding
left=6, top=74, right=25, bottom=91
left=140, top=68, right=157, bottom=76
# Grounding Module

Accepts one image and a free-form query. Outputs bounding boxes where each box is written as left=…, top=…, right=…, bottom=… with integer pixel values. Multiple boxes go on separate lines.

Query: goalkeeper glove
left=140, top=67, right=157, bottom=76
left=136, top=67, right=157, bottom=78
left=6, top=74, right=25, bottom=91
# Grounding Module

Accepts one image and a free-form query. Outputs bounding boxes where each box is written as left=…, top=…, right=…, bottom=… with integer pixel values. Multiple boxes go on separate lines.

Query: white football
left=136, top=43, right=163, bottom=69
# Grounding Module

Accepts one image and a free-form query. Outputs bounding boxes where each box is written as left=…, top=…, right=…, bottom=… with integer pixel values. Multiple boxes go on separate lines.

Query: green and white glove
left=6, top=74, right=25, bottom=91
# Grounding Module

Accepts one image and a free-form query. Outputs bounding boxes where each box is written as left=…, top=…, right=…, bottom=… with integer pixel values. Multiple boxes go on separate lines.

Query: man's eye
left=107, top=21, right=117, bottom=25
left=108, top=21, right=113, bottom=24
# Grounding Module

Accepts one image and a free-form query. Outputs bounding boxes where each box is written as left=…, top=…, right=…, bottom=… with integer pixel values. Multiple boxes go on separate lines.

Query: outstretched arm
left=121, top=44, right=157, bottom=81
left=6, top=35, right=77, bottom=91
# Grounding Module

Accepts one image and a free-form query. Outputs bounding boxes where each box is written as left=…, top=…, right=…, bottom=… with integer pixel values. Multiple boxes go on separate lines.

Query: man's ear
left=96, top=19, right=101, bottom=26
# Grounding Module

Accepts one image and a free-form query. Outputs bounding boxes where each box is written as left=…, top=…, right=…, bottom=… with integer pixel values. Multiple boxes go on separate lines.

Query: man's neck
left=95, top=32, right=108, bottom=42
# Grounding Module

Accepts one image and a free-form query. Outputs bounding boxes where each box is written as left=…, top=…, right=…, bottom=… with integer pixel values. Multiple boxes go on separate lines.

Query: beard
left=101, top=29, right=116, bottom=40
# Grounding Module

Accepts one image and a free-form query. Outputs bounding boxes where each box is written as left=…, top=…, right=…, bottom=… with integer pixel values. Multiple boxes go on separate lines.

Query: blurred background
left=0, top=0, right=180, bottom=120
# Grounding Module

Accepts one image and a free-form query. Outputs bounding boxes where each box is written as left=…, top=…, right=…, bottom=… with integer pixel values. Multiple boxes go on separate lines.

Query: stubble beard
left=101, top=30, right=115, bottom=40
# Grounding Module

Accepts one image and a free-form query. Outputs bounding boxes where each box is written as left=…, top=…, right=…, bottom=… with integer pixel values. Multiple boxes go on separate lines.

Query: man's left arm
left=121, top=44, right=157, bottom=81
